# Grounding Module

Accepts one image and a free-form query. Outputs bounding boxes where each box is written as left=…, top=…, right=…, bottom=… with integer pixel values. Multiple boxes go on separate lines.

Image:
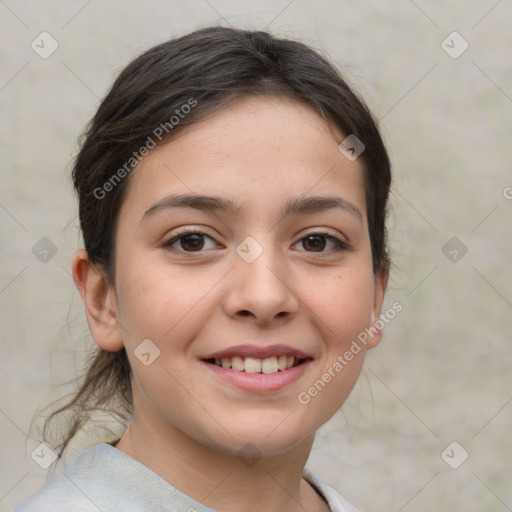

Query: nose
left=222, top=240, right=299, bottom=327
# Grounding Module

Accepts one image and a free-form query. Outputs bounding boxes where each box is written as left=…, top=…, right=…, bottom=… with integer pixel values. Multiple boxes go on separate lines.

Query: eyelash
left=162, top=228, right=350, bottom=254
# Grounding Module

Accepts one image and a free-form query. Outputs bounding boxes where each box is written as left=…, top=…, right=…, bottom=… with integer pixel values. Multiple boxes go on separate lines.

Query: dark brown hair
left=41, top=26, right=391, bottom=460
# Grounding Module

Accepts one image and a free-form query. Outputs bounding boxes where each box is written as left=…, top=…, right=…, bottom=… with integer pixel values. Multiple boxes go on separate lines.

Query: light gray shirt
left=12, top=443, right=360, bottom=512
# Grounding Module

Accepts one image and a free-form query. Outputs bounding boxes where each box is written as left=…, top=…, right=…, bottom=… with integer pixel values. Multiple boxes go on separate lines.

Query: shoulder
left=11, top=443, right=214, bottom=512
left=10, top=471, right=100, bottom=512
left=11, top=444, right=134, bottom=512
left=303, top=468, right=362, bottom=512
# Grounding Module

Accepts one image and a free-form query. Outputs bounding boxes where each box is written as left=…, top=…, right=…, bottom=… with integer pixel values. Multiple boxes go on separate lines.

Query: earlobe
left=366, top=268, right=390, bottom=349
left=71, top=249, right=124, bottom=352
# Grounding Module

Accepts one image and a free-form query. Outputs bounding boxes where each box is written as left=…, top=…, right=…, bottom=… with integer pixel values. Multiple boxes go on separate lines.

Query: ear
left=71, top=249, right=124, bottom=352
left=366, top=267, right=390, bottom=349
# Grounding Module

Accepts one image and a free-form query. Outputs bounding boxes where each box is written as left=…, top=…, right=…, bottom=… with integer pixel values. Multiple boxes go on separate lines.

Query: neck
left=114, top=404, right=327, bottom=512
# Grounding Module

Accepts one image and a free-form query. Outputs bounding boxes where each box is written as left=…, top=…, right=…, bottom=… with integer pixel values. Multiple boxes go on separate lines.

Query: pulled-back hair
left=41, top=26, right=391, bottom=461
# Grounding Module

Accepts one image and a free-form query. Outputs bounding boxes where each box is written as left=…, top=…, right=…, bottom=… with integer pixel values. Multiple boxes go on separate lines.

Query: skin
left=73, top=95, right=388, bottom=512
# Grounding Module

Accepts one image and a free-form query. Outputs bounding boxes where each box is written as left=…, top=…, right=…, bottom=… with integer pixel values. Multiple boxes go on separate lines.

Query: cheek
left=115, top=256, right=215, bottom=342
left=304, top=266, right=375, bottom=346
left=128, top=355, right=221, bottom=448
left=296, top=272, right=372, bottom=425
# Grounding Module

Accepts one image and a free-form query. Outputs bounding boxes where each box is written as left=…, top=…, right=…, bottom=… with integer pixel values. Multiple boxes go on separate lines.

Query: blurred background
left=1, top=1, right=511, bottom=510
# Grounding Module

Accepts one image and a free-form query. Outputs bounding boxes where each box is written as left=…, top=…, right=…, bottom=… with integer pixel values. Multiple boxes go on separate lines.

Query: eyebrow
left=140, top=193, right=363, bottom=225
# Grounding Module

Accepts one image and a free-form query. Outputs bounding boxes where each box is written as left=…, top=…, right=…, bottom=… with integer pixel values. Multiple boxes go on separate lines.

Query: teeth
left=262, top=356, right=278, bottom=374
left=231, top=356, right=244, bottom=371
left=244, top=357, right=262, bottom=373
left=212, top=355, right=302, bottom=374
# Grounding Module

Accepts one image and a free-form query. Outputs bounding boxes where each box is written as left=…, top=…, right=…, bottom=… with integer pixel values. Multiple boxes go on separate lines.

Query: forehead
left=121, top=95, right=366, bottom=220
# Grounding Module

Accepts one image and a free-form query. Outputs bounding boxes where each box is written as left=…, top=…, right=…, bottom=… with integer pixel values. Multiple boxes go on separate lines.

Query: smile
left=201, top=344, right=313, bottom=392
left=207, top=355, right=304, bottom=374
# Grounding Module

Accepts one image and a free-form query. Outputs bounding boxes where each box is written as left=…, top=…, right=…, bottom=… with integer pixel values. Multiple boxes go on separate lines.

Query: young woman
left=13, top=26, right=391, bottom=512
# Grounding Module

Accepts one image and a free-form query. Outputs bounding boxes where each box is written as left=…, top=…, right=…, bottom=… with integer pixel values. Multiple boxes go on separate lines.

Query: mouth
left=204, top=355, right=309, bottom=374
left=200, top=344, right=313, bottom=392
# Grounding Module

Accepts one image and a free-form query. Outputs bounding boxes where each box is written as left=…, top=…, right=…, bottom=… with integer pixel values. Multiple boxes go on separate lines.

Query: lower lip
left=202, top=360, right=312, bottom=393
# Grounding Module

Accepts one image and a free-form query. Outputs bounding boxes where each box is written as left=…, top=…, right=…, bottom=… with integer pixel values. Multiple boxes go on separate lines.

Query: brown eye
left=179, top=233, right=205, bottom=251
left=163, top=230, right=217, bottom=253
left=302, top=234, right=327, bottom=252
left=294, top=233, right=348, bottom=253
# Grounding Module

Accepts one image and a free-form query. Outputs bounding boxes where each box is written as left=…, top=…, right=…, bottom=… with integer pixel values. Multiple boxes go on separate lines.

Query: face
left=104, top=96, right=387, bottom=456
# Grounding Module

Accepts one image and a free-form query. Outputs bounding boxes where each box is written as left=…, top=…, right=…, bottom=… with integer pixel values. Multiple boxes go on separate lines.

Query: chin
left=197, top=416, right=316, bottom=459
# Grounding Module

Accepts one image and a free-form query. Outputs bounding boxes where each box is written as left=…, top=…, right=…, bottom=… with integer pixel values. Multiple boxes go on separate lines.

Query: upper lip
left=202, top=344, right=312, bottom=360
